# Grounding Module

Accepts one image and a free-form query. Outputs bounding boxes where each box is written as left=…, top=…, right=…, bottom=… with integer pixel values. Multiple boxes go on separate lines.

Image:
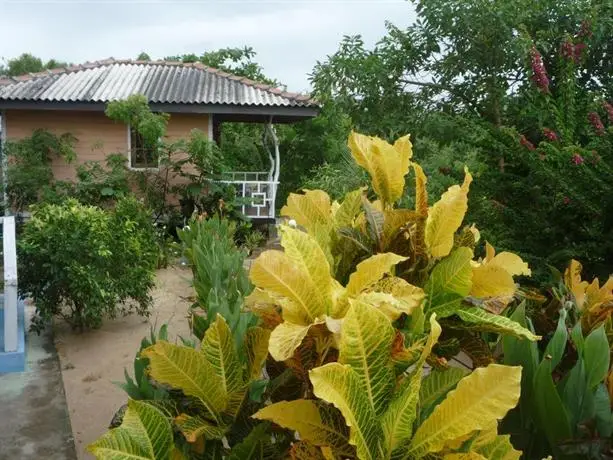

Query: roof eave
left=0, top=100, right=320, bottom=122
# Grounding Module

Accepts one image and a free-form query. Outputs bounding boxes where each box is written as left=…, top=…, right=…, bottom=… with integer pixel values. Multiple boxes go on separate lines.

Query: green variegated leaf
left=334, top=188, right=365, bottom=228
left=408, top=364, right=522, bottom=456
left=202, top=315, right=243, bottom=414
left=425, top=247, right=473, bottom=315
left=227, top=422, right=284, bottom=460
left=174, top=414, right=227, bottom=443
left=339, top=299, right=395, bottom=416
left=454, top=308, right=539, bottom=341
left=253, top=400, right=353, bottom=457
left=88, top=400, right=174, bottom=459
left=310, top=363, right=383, bottom=460
left=383, top=315, right=442, bottom=456
left=362, top=197, right=385, bottom=248
left=474, top=433, right=521, bottom=460
left=141, top=341, right=227, bottom=422
left=418, top=367, right=468, bottom=422
left=245, top=327, right=271, bottom=380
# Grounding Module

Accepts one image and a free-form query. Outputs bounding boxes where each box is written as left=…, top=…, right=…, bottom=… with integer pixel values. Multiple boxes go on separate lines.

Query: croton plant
left=89, top=131, right=541, bottom=459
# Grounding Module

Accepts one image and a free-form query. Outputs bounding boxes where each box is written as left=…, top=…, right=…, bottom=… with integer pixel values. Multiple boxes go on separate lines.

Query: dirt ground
left=54, top=266, right=194, bottom=460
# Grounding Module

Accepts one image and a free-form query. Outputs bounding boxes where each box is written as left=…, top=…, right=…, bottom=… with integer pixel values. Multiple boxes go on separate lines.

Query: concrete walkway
left=0, top=309, right=77, bottom=460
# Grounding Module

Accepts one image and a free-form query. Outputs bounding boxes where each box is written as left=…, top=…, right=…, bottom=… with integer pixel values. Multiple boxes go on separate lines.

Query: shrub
left=4, top=129, right=76, bottom=212
left=18, top=196, right=158, bottom=332
left=177, top=215, right=257, bottom=346
left=91, top=131, right=533, bottom=459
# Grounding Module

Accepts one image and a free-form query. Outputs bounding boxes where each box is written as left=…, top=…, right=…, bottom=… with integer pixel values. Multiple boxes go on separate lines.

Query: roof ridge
left=0, top=58, right=313, bottom=103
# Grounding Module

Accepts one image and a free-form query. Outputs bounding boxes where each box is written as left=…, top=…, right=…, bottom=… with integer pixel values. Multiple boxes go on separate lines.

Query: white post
left=262, top=126, right=275, bottom=182
left=267, top=120, right=280, bottom=219
left=1, top=110, right=8, bottom=217
left=3, top=216, right=18, bottom=352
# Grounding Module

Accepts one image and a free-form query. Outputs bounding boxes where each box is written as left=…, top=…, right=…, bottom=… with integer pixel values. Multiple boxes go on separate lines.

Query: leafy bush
left=4, top=128, right=76, bottom=212
left=177, top=215, right=257, bottom=346
left=503, top=305, right=612, bottom=459
left=18, top=197, right=158, bottom=332
left=91, top=131, right=534, bottom=459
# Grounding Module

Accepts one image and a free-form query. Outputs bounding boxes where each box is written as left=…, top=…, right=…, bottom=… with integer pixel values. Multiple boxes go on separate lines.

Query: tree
left=309, top=0, right=613, bottom=280
left=0, top=53, right=68, bottom=77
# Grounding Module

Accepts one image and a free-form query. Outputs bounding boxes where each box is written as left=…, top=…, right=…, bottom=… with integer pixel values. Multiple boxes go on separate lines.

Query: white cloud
left=0, top=0, right=415, bottom=91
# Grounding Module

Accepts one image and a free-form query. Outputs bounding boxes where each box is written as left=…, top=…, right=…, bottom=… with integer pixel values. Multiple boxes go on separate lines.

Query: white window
left=128, top=125, right=159, bottom=170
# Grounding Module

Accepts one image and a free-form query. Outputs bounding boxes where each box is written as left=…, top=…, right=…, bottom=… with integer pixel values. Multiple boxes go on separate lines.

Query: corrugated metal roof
left=0, top=59, right=317, bottom=108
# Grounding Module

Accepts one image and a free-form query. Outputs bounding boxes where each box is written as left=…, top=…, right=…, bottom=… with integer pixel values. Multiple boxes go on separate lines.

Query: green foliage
left=18, top=197, right=158, bottom=332
left=310, top=0, right=613, bottom=282
left=71, top=154, right=131, bottom=205
left=4, top=129, right=77, bottom=211
left=503, top=306, right=613, bottom=458
left=118, top=324, right=170, bottom=401
left=177, top=216, right=257, bottom=348
left=0, top=53, right=68, bottom=77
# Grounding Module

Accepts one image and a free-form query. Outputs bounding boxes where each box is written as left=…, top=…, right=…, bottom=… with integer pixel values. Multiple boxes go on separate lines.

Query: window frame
left=126, top=124, right=161, bottom=171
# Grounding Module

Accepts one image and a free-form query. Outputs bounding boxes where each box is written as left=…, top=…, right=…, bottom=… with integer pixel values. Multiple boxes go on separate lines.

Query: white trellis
left=215, top=121, right=280, bottom=220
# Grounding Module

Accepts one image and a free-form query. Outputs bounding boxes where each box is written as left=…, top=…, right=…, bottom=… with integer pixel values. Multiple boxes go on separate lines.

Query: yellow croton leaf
left=408, top=364, right=521, bottom=457
left=444, top=454, right=487, bottom=460
left=582, top=277, right=613, bottom=330
left=470, top=426, right=522, bottom=460
left=413, top=163, right=428, bottom=218
left=253, top=400, right=353, bottom=457
left=345, top=253, right=408, bottom=296
left=470, top=242, right=530, bottom=301
left=269, top=320, right=324, bottom=362
left=348, top=131, right=412, bottom=207
left=281, top=189, right=332, bottom=232
left=394, top=134, right=414, bottom=161
left=425, top=167, right=473, bottom=258
left=249, top=225, right=334, bottom=325
left=333, top=188, right=366, bottom=228
left=564, top=259, right=589, bottom=309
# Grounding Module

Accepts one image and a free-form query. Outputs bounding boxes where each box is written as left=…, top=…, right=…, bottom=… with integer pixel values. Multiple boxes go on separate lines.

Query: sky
left=0, top=0, right=416, bottom=92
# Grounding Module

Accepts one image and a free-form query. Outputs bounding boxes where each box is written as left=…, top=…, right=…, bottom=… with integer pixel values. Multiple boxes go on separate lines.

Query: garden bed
left=53, top=267, right=194, bottom=460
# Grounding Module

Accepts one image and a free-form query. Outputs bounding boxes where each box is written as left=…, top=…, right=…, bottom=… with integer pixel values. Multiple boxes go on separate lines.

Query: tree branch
left=400, top=78, right=483, bottom=116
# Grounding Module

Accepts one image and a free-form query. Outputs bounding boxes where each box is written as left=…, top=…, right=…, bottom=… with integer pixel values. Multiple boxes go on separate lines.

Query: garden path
left=54, top=266, right=194, bottom=460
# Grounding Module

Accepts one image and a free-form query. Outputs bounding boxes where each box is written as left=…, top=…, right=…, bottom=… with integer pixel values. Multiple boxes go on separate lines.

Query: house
left=0, top=59, right=319, bottom=219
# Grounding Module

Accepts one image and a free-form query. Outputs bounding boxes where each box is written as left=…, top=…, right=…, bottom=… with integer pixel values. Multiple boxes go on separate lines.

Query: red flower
left=520, top=135, right=535, bottom=151
left=574, top=42, right=586, bottom=62
left=561, top=38, right=585, bottom=64
left=578, top=20, right=593, bottom=39
left=572, top=153, right=585, bottom=165
left=588, top=112, right=605, bottom=136
left=542, top=128, right=558, bottom=141
left=563, top=196, right=571, bottom=205
left=603, top=102, right=613, bottom=123
left=561, top=39, right=575, bottom=60
left=530, top=46, right=549, bottom=93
